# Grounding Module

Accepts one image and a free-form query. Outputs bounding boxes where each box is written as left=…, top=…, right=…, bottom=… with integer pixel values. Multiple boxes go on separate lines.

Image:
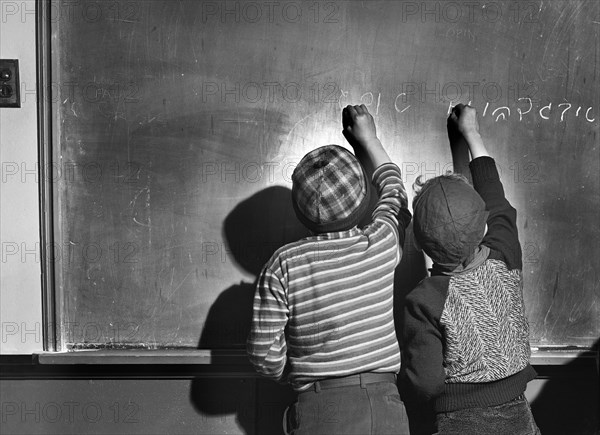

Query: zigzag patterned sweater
left=400, top=157, right=537, bottom=412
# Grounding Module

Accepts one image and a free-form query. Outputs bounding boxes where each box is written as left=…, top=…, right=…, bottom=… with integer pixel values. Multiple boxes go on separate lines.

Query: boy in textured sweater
left=400, top=104, right=540, bottom=434
left=247, top=104, right=412, bottom=434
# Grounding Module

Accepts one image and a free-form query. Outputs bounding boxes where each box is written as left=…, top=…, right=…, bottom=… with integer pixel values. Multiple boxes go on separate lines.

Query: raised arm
left=448, top=105, right=471, bottom=182
left=449, top=104, right=521, bottom=269
left=342, top=104, right=411, bottom=241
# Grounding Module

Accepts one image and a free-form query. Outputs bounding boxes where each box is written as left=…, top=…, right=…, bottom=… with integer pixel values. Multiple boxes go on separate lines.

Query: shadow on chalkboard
left=190, top=185, right=434, bottom=434
left=197, top=185, right=309, bottom=348
left=191, top=185, right=307, bottom=434
left=530, top=338, right=600, bottom=435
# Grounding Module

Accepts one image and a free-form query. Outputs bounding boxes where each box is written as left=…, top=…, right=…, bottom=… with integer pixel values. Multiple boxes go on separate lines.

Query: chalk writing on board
left=337, top=89, right=596, bottom=125
left=473, top=99, right=596, bottom=123
left=340, top=81, right=541, bottom=107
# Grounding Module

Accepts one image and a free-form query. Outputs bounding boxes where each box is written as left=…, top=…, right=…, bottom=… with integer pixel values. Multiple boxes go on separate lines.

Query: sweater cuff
left=469, top=156, right=499, bottom=184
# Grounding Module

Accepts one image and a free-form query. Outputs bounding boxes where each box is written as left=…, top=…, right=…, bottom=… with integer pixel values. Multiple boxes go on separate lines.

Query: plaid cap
left=291, top=145, right=370, bottom=233
left=413, top=176, right=489, bottom=268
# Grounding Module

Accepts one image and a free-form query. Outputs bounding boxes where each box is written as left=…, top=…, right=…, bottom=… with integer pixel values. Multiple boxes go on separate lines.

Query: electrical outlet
left=0, top=59, right=20, bottom=108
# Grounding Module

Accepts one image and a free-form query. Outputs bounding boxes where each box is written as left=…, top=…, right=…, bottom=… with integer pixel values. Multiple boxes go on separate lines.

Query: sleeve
left=370, top=162, right=412, bottom=247
left=399, top=281, right=447, bottom=403
left=246, top=262, right=289, bottom=382
left=470, top=156, right=522, bottom=270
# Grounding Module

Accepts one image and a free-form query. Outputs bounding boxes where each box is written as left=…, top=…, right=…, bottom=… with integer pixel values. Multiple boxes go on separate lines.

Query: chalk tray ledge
left=32, top=346, right=598, bottom=366
left=35, top=349, right=251, bottom=366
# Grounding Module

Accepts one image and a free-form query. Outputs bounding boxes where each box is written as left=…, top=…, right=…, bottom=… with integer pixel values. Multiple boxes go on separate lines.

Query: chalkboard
left=48, top=0, right=599, bottom=350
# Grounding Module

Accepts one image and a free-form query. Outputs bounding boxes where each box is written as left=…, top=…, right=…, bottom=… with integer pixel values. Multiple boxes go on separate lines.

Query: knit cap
left=413, top=176, right=488, bottom=268
left=291, top=145, right=370, bottom=233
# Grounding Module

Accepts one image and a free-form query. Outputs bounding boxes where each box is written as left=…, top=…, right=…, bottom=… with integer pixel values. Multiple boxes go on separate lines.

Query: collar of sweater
left=310, top=226, right=361, bottom=240
left=431, top=245, right=491, bottom=276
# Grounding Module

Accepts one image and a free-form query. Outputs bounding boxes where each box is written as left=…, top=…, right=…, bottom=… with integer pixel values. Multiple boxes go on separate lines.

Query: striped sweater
left=247, top=163, right=412, bottom=391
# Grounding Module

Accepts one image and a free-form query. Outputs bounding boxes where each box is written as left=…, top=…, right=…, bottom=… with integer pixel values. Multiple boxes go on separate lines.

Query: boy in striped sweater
left=247, top=104, right=412, bottom=434
left=400, top=104, right=540, bottom=434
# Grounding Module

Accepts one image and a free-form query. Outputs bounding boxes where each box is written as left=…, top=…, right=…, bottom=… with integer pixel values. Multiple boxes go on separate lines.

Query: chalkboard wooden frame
left=37, top=0, right=59, bottom=352
left=36, top=0, right=598, bottom=361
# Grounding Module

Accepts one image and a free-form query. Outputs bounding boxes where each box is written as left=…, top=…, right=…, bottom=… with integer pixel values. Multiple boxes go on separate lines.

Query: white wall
left=0, top=0, right=42, bottom=353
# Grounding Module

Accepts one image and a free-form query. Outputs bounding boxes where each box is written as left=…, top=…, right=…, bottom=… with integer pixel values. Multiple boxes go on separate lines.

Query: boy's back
left=402, top=157, right=535, bottom=409
left=248, top=104, right=412, bottom=434
left=400, top=104, right=540, bottom=434
left=252, top=162, right=410, bottom=391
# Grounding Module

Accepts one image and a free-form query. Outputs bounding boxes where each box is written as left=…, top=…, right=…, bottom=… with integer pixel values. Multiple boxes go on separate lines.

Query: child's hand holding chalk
left=342, top=104, right=378, bottom=145
left=449, top=104, right=489, bottom=159
left=341, top=104, right=391, bottom=173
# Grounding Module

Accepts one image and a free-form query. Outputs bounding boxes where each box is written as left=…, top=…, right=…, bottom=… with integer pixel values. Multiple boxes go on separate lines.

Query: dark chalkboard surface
left=49, top=0, right=599, bottom=350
